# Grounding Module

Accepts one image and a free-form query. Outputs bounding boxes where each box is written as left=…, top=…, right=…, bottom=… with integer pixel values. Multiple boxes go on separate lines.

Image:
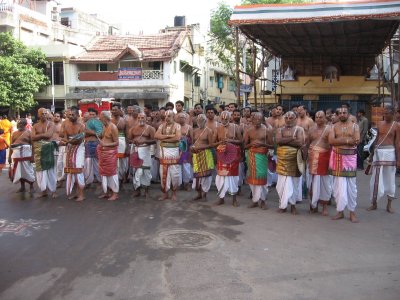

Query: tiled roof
left=70, top=30, right=187, bottom=63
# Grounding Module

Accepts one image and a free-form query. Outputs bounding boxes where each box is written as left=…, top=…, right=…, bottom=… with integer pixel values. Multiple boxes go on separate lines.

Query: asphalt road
left=0, top=170, right=399, bottom=300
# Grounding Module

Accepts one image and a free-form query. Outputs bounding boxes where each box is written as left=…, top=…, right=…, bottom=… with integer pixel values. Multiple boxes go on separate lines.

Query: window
left=60, top=17, right=70, bottom=27
left=149, top=61, right=161, bottom=70
left=194, top=74, right=200, bottom=87
left=184, top=72, right=190, bottom=82
left=228, top=78, right=235, bottom=91
left=96, top=64, right=107, bottom=71
left=47, top=62, right=64, bottom=85
left=217, top=75, right=224, bottom=89
left=173, top=61, right=177, bottom=74
left=209, top=76, right=214, bottom=87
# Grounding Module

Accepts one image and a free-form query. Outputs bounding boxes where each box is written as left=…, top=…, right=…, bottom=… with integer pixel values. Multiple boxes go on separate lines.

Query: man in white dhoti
left=328, top=107, right=360, bottom=223
left=111, top=103, right=129, bottom=185
left=61, top=106, right=86, bottom=201
left=307, top=111, right=332, bottom=216
left=214, top=111, right=242, bottom=207
left=367, top=106, right=400, bottom=213
left=177, top=113, right=193, bottom=191
left=97, top=111, right=119, bottom=201
left=276, top=111, right=305, bottom=215
left=31, top=108, right=57, bottom=198
left=51, top=112, right=66, bottom=188
left=243, top=113, right=272, bottom=210
left=191, top=114, right=215, bottom=201
left=128, top=113, right=156, bottom=198
left=155, top=110, right=182, bottom=201
left=8, top=118, right=35, bottom=192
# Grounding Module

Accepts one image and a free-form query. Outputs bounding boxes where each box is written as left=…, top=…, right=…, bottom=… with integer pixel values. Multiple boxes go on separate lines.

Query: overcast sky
left=61, top=0, right=241, bottom=35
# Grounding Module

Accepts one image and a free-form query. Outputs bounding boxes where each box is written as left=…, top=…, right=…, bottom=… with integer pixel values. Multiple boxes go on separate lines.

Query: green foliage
left=209, top=2, right=236, bottom=74
left=0, top=32, right=49, bottom=111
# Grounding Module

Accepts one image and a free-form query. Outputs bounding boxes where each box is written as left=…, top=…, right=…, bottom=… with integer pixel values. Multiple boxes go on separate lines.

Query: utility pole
left=235, top=27, right=240, bottom=106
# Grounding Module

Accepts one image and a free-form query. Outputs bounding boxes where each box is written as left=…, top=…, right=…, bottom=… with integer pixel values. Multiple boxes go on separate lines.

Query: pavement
left=0, top=170, right=399, bottom=300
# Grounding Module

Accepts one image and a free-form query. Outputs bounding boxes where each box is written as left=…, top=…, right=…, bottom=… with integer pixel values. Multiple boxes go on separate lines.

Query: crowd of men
left=4, top=100, right=400, bottom=224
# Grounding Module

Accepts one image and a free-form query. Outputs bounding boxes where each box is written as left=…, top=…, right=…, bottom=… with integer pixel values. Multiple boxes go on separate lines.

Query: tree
left=0, top=32, right=49, bottom=112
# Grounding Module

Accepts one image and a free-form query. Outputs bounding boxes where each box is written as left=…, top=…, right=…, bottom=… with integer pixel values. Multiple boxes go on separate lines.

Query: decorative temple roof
left=229, top=0, right=400, bottom=57
left=70, top=30, right=187, bottom=63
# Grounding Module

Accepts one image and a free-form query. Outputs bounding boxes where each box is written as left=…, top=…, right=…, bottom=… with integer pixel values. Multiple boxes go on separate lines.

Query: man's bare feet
left=107, top=194, right=118, bottom=201
left=367, top=203, right=377, bottom=211
left=332, top=211, right=344, bottom=220
left=387, top=199, right=395, bottom=213
left=132, top=190, right=141, bottom=197
left=309, top=205, right=318, bottom=214
left=36, top=192, right=48, bottom=199
left=159, top=193, right=170, bottom=201
left=259, top=200, right=267, bottom=210
left=277, top=208, right=287, bottom=213
left=248, top=202, right=258, bottom=208
left=171, top=192, right=177, bottom=201
left=214, top=198, right=224, bottom=206
left=349, top=211, right=359, bottom=223
left=232, top=198, right=239, bottom=207
left=68, top=194, right=78, bottom=200
left=29, top=185, right=35, bottom=193
left=51, top=192, right=57, bottom=199
left=16, top=187, right=26, bottom=193
left=192, top=193, right=203, bottom=201
left=321, top=205, right=329, bottom=216
left=98, top=194, right=111, bottom=199
left=75, top=196, right=85, bottom=202
left=290, top=205, right=298, bottom=215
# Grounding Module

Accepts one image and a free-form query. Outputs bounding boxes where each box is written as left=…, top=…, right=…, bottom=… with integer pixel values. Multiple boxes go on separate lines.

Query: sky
left=61, top=0, right=241, bottom=35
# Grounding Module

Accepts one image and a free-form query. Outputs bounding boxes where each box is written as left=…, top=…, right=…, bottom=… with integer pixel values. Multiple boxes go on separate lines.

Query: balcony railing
left=78, top=70, right=163, bottom=81
left=142, top=70, right=163, bottom=80
left=0, top=2, right=13, bottom=12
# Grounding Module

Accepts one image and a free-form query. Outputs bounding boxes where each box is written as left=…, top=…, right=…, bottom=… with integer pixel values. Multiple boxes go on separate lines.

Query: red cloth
left=97, top=145, right=118, bottom=176
left=216, top=144, right=240, bottom=176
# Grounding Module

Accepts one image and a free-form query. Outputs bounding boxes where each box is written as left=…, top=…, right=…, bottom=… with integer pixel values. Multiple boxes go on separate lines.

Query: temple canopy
left=229, top=0, right=400, bottom=58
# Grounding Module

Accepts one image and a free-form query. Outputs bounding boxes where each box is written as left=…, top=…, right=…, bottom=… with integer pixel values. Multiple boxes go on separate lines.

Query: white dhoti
left=36, top=168, right=57, bottom=192
left=370, top=146, right=396, bottom=202
left=192, top=176, right=212, bottom=193
left=64, top=143, right=85, bottom=195
left=160, top=145, right=182, bottom=192
left=84, top=157, right=101, bottom=184
left=132, top=145, right=152, bottom=190
left=56, top=145, right=65, bottom=181
left=333, top=177, right=357, bottom=212
left=117, top=136, right=128, bottom=181
left=216, top=175, right=239, bottom=198
left=102, top=175, right=119, bottom=193
left=307, top=175, right=333, bottom=208
left=182, top=163, right=193, bottom=184
left=277, top=175, right=302, bottom=209
left=249, top=184, right=268, bottom=203
left=33, top=141, right=57, bottom=193
left=11, top=145, right=35, bottom=184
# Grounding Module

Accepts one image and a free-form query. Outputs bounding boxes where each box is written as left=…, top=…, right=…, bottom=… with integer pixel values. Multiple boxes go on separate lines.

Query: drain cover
left=156, top=230, right=219, bottom=249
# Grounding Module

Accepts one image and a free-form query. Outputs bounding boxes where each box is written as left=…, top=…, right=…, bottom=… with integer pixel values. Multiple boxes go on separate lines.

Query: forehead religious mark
left=0, top=219, right=57, bottom=237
